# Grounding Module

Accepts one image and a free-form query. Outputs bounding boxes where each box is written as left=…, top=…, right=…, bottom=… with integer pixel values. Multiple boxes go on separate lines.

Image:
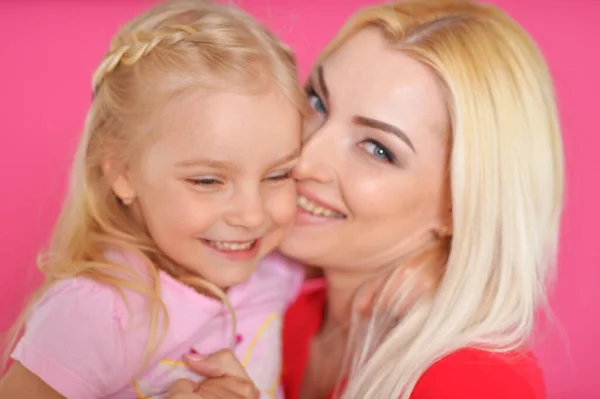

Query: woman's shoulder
left=411, top=347, right=545, bottom=399
left=282, top=279, right=327, bottom=399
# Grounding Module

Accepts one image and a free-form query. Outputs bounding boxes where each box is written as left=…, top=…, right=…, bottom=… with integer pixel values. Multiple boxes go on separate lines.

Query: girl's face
left=114, top=87, right=301, bottom=289
left=279, top=28, right=452, bottom=273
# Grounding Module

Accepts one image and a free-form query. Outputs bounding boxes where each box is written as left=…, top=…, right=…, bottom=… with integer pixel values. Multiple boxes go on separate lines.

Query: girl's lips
left=199, top=238, right=261, bottom=261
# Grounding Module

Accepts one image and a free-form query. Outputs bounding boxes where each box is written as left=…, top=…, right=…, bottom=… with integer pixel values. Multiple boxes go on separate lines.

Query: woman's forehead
left=318, top=29, right=449, bottom=143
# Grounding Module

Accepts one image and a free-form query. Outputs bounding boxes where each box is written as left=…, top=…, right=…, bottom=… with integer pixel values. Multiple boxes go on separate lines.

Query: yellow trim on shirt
left=133, top=379, right=150, bottom=399
left=241, top=312, right=279, bottom=366
left=159, top=359, right=186, bottom=367
left=267, top=368, right=282, bottom=398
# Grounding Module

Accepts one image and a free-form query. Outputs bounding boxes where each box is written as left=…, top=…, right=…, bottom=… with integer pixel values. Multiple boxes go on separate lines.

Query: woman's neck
left=320, top=268, right=372, bottom=334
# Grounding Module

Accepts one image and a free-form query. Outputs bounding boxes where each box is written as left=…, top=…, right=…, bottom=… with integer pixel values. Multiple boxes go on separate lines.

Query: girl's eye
left=306, top=87, right=327, bottom=115
left=188, top=177, right=221, bottom=186
left=359, top=139, right=396, bottom=163
left=267, top=171, right=292, bottom=181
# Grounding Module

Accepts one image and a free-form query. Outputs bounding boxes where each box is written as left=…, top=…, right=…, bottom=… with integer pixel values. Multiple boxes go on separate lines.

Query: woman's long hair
left=316, top=1, right=564, bottom=397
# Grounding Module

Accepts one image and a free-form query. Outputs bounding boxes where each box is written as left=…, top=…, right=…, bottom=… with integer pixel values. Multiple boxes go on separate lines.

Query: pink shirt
left=12, top=251, right=303, bottom=399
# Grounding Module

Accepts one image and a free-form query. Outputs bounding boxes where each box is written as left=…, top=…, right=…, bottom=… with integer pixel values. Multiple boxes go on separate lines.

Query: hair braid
left=92, top=25, right=197, bottom=93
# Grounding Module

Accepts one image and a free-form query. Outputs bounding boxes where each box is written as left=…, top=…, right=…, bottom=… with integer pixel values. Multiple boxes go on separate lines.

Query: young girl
left=0, top=0, right=307, bottom=398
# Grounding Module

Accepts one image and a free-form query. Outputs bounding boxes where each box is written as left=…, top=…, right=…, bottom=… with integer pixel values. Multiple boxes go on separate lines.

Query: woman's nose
left=293, top=126, right=338, bottom=183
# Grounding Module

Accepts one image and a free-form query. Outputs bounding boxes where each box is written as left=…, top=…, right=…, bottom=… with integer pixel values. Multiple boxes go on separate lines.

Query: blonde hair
left=316, top=0, right=564, bottom=397
left=3, top=0, right=304, bottom=370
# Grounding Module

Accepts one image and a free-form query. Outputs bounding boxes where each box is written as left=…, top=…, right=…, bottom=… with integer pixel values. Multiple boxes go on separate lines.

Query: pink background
left=1, top=1, right=598, bottom=397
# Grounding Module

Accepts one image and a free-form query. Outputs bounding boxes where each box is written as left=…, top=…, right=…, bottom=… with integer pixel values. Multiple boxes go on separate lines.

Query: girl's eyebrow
left=175, top=148, right=300, bottom=171
left=175, top=158, right=236, bottom=170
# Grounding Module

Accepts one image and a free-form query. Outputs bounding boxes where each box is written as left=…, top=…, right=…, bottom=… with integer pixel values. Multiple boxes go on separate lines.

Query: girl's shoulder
left=11, top=276, right=148, bottom=398
left=35, top=249, right=159, bottom=320
left=411, top=347, right=545, bottom=399
left=32, top=276, right=128, bottom=320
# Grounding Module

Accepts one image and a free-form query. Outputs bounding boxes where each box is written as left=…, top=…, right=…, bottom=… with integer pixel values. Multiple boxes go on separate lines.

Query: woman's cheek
left=347, top=172, right=403, bottom=218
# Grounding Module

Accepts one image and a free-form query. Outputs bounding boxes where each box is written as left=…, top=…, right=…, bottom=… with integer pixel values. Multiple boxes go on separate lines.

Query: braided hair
left=3, top=0, right=305, bottom=371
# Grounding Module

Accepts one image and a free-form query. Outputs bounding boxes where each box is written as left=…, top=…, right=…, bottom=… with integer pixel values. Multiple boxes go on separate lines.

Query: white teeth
left=207, top=240, right=255, bottom=251
left=297, top=195, right=344, bottom=218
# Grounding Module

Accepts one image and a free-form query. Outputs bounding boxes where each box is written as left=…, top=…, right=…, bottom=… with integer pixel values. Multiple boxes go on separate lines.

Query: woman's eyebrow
left=315, top=65, right=415, bottom=153
left=353, top=116, right=416, bottom=153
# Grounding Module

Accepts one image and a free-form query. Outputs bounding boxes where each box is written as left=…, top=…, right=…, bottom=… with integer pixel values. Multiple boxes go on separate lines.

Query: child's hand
left=355, top=240, right=447, bottom=318
left=166, top=349, right=259, bottom=399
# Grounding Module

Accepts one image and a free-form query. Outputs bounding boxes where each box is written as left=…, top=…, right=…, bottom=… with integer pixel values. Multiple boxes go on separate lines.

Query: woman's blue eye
left=361, top=139, right=396, bottom=163
left=307, top=87, right=327, bottom=115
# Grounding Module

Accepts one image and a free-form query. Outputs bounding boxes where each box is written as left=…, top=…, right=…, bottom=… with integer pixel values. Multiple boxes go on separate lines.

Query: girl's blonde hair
left=3, top=0, right=304, bottom=370
left=317, top=0, right=564, bottom=397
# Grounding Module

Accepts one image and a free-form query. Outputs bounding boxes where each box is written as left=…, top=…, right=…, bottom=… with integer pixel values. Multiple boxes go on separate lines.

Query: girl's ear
left=102, top=158, right=137, bottom=205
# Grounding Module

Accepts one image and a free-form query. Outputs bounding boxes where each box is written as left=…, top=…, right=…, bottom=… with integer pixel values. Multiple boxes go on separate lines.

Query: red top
left=283, top=280, right=546, bottom=399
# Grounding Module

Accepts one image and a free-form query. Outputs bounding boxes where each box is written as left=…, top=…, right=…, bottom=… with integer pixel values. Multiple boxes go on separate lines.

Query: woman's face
left=279, top=28, right=452, bottom=271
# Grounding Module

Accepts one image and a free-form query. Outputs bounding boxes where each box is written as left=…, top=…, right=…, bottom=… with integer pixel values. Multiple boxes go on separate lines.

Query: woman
left=170, top=0, right=563, bottom=398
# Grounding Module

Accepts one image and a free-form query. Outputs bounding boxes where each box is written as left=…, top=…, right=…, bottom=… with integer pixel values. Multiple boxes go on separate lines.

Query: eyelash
left=265, top=171, right=292, bottom=182
left=306, top=85, right=327, bottom=115
left=188, top=178, right=221, bottom=186
left=187, top=171, right=292, bottom=187
left=358, top=139, right=397, bottom=164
